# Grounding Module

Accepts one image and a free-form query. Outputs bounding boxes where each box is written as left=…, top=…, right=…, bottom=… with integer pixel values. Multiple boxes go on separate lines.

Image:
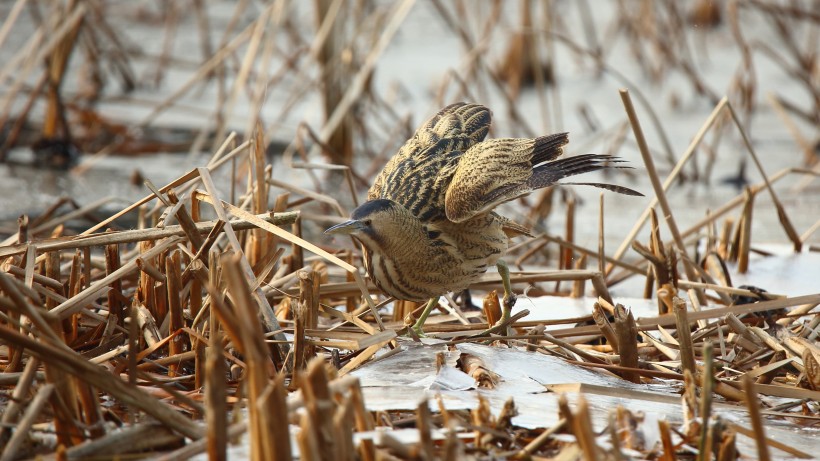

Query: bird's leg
left=411, top=297, right=439, bottom=337
left=496, top=260, right=516, bottom=322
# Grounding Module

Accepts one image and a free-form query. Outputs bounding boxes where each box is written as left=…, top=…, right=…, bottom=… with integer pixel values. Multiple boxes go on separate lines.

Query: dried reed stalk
left=0, top=384, right=55, bottom=461
left=0, top=325, right=204, bottom=439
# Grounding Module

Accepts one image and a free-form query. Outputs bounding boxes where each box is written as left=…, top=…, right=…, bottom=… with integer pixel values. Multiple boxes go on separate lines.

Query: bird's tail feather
left=527, top=154, right=643, bottom=196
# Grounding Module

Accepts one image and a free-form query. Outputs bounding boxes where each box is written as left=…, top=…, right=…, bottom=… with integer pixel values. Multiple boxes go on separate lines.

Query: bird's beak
left=324, top=219, right=364, bottom=235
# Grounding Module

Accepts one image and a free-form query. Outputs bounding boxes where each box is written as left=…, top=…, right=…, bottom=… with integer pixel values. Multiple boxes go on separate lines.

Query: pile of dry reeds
left=0, top=105, right=817, bottom=458
left=1, top=0, right=819, bottom=460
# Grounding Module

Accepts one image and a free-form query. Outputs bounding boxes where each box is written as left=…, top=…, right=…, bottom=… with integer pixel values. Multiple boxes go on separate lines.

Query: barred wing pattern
left=369, top=102, right=640, bottom=225
left=368, top=103, right=491, bottom=221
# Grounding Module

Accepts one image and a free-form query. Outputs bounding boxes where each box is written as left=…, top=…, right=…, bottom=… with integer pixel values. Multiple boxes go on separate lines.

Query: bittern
left=326, top=103, right=641, bottom=336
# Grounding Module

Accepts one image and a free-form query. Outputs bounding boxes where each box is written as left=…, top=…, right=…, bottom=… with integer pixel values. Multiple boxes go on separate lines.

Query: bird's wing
left=368, top=103, right=491, bottom=220
left=445, top=132, right=643, bottom=222
left=444, top=133, right=570, bottom=222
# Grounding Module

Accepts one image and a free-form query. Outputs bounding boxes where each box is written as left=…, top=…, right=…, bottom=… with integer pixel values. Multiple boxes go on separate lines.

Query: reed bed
left=1, top=1, right=818, bottom=460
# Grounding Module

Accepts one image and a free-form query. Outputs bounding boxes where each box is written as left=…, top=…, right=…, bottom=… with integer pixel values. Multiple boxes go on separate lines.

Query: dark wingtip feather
left=525, top=153, right=642, bottom=196
left=531, top=132, right=570, bottom=165
left=561, top=182, right=644, bottom=196
left=532, top=154, right=626, bottom=182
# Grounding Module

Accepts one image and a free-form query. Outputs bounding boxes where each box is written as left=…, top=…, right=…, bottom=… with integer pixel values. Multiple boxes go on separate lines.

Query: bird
left=326, top=103, right=642, bottom=336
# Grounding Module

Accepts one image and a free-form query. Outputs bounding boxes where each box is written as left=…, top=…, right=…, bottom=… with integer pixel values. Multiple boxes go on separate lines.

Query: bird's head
left=325, top=199, right=419, bottom=251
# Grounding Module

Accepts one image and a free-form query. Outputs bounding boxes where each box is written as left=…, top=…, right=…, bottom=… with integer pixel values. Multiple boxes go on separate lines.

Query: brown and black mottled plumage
left=326, top=103, right=641, bottom=334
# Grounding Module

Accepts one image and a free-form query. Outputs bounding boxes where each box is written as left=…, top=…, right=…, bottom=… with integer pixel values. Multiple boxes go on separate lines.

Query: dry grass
left=1, top=1, right=819, bottom=460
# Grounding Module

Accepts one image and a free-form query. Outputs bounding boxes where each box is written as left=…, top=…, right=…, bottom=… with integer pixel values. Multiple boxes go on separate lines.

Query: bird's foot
left=404, top=313, right=427, bottom=338
left=496, top=260, right=516, bottom=324
left=411, top=324, right=427, bottom=338
left=406, top=298, right=438, bottom=339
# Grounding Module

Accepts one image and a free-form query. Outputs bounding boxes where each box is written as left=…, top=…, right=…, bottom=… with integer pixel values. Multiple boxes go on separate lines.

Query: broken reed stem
left=0, top=384, right=55, bottom=461
left=128, top=303, right=139, bottom=415
left=197, top=169, right=286, bottom=351
left=725, top=102, right=802, bottom=251
left=0, top=0, right=27, bottom=51
left=168, top=188, right=206, bottom=250
left=0, top=271, right=65, bottom=348
left=515, top=418, right=566, bottom=458
left=678, top=280, right=782, bottom=300
left=205, top=334, right=228, bottom=461
left=0, top=357, right=41, bottom=442
left=0, top=324, right=204, bottom=440
left=682, top=168, right=812, bottom=243
left=302, top=357, right=336, bottom=461
left=598, top=192, right=604, bottom=274
left=332, top=396, right=356, bottom=461
left=146, top=423, right=246, bottom=461
left=737, top=187, right=755, bottom=273
left=592, top=302, right=619, bottom=353
left=658, top=419, right=676, bottom=461
left=620, top=88, right=706, bottom=305
left=194, top=187, right=384, bottom=332
left=58, top=423, right=182, bottom=460
left=673, top=297, right=697, bottom=376
left=742, top=375, right=771, bottom=461
left=167, top=251, right=185, bottom=377
left=591, top=272, right=613, bottom=305
left=541, top=233, right=643, bottom=274
left=4, top=264, right=63, bottom=293
left=613, top=304, right=640, bottom=383
left=610, top=96, right=728, bottom=272
left=572, top=395, right=600, bottom=460
left=219, top=252, right=289, bottom=461
left=541, top=332, right=608, bottom=364
left=562, top=195, right=575, bottom=271
left=0, top=3, right=85, bottom=125
left=571, top=254, right=587, bottom=298
left=608, top=409, right=625, bottom=460
left=417, top=399, right=435, bottom=460
left=349, top=379, right=376, bottom=461
left=308, top=0, right=417, bottom=161
left=314, top=0, right=354, bottom=166
left=291, top=269, right=319, bottom=384
left=697, top=342, right=714, bottom=461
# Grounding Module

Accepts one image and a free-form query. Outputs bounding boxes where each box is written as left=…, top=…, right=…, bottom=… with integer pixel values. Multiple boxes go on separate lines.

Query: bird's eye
left=363, top=219, right=372, bottom=226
